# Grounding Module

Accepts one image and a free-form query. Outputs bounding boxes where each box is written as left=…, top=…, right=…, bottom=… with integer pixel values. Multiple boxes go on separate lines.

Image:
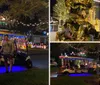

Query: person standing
left=0, top=35, right=15, bottom=73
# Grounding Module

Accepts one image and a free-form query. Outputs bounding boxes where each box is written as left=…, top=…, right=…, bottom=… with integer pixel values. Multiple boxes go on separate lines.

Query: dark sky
left=0, top=5, right=9, bottom=13
left=50, top=0, right=56, bottom=15
left=50, top=43, right=61, bottom=65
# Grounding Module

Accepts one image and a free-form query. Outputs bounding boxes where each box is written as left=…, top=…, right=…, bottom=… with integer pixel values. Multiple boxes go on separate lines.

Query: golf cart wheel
left=25, top=59, right=32, bottom=69
left=62, top=71, right=69, bottom=75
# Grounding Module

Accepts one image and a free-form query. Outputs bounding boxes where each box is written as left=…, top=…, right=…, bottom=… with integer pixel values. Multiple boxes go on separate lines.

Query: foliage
left=59, top=43, right=100, bottom=59
left=54, top=0, right=97, bottom=41
left=53, top=0, right=70, bottom=31
left=53, top=0, right=70, bottom=23
left=0, top=0, right=48, bottom=20
left=0, top=0, right=48, bottom=33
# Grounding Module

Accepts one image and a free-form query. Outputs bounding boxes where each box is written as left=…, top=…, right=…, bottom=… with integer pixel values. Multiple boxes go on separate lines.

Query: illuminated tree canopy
left=0, top=0, right=48, bottom=20
left=0, top=0, right=48, bottom=33
left=54, top=0, right=100, bottom=41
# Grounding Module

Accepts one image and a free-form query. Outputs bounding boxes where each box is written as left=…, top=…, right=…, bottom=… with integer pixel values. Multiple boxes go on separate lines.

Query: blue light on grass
left=51, top=73, right=92, bottom=78
left=69, top=73, right=92, bottom=77
left=0, top=66, right=27, bottom=74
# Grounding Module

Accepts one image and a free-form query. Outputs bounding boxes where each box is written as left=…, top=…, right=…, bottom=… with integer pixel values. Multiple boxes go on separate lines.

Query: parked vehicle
left=0, top=46, right=32, bottom=69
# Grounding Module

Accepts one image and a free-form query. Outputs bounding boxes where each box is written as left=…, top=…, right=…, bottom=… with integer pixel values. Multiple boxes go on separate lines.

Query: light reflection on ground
left=0, top=66, right=27, bottom=74
left=51, top=73, right=92, bottom=78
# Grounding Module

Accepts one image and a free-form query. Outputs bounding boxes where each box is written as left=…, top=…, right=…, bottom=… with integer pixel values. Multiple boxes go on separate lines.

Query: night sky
left=50, top=0, right=56, bottom=16
left=0, top=5, right=9, bottom=13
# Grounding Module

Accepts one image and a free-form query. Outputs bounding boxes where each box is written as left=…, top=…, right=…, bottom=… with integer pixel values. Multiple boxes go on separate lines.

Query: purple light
left=0, top=66, right=27, bottom=74
left=69, top=73, right=92, bottom=77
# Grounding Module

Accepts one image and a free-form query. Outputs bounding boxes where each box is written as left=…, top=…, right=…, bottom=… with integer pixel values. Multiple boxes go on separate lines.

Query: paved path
left=30, top=54, right=48, bottom=69
left=28, top=49, right=48, bottom=69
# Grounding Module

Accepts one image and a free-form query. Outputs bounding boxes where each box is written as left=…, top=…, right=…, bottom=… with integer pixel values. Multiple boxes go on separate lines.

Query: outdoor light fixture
left=78, top=52, right=86, bottom=57
left=0, top=16, right=6, bottom=21
left=2, top=18, right=5, bottom=21
left=94, top=0, right=100, bottom=2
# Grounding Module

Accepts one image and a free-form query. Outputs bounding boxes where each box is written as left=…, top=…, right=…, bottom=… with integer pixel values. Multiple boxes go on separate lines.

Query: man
left=0, top=35, right=15, bottom=73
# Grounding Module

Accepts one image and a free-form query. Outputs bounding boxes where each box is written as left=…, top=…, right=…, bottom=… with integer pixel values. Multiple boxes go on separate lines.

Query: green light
left=0, top=21, right=7, bottom=25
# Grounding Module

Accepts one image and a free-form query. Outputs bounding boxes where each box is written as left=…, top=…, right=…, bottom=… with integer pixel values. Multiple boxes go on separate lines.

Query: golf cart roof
left=59, top=56, right=94, bottom=61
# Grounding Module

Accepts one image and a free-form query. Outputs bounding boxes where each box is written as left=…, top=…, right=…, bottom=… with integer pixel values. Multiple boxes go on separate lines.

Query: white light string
left=0, top=18, right=48, bottom=27
left=68, top=43, right=100, bottom=54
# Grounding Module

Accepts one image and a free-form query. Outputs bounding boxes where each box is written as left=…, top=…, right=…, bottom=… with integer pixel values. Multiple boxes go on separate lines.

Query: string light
left=0, top=18, right=47, bottom=27
left=68, top=43, right=100, bottom=54
left=27, top=24, right=30, bottom=26
left=15, top=21, right=47, bottom=27
left=32, top=24, right=35, bottom=26
left=7, top=18, right=47, bottom=27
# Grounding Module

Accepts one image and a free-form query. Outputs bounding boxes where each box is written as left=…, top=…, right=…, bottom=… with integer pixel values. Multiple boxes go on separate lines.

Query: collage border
left=49, top=0, right=100, bottom=85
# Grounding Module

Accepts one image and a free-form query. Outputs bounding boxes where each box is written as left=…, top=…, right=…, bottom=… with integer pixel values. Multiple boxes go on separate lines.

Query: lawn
left=51, top=67, right=99, bottom=85
left=0, top=68, right=48, bottom=85
left=51, top=66, right=59, bottom=73
left=51, top=75, right=99, bottom=85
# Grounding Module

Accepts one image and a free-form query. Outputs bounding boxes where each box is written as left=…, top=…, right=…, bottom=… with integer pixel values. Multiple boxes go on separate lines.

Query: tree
left=54, top=0, right=97, bottom=41
left=0, top=0, right=48, bottom=33
left=0, top=0, right=48, bottom=20
left=59, top=43, right=100, bottom=59
left=53, top=0, right=70, bottom=32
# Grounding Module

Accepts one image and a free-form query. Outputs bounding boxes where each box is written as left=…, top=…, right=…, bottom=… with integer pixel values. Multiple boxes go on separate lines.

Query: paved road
left=28, top=49, right=48, bottom=69
left=30, top=54, right=48, bottom=69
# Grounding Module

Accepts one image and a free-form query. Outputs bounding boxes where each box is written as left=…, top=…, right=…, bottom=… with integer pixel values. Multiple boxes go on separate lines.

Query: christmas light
left=2, top=17, right=47, bottom=27
left=2, top=18, right=5, bottom=21
left=32, top=24, right=35, bottom=26
left=27, top=24, right=30, bottom=26
left=94, top=0, right=100, bottom=2
left=68, top=43, right=100, bottom=54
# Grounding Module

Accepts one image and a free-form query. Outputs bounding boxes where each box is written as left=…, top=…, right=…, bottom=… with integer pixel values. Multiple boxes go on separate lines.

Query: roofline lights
left=94, top=0, right=100, bottom=3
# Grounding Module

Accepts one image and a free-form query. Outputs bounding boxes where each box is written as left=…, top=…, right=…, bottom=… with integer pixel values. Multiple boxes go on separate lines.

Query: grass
left=51, top=76, right=88, bottom=85
left=0, top=68, right=48, bottom=85
left=51, top=75, right=99, bottom=85
left=51, top=66, right=59, bottom=73
left=51, top=67, right=99, bottom=85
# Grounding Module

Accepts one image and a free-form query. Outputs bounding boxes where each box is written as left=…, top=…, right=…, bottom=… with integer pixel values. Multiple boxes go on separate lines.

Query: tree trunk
left=58, top=18, right=62, bottom=32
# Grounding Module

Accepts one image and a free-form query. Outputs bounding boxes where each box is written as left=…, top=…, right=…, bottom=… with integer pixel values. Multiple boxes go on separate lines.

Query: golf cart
left=59, top=56, right=96, bottom=74
left=0, top=44, right=32, bottom=69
